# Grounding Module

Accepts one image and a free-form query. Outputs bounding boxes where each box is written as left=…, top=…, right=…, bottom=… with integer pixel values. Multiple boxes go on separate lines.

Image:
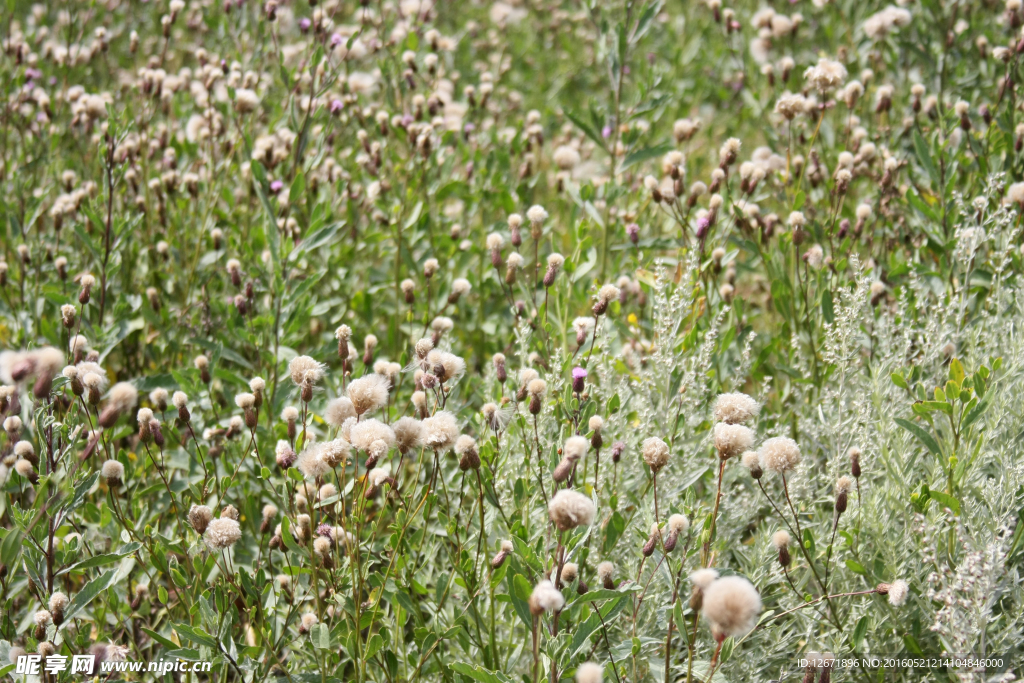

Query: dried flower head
left=641, top=436, right=670, bottom=473
left=758, top=436, right=802, bottom=474
left=702, top=576, right=762, bottom=638
left=548, top=489, right=596, bottom=530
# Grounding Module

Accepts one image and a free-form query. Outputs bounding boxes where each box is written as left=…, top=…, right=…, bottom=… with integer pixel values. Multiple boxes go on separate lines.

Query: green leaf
left=57, top=543, right=141, bottom=576
left=927, top=489, right=960, bottom=514
left=894, top=418, right=942, bottom=456
left=962, top=393, right=991, bottom=428
left=450, top=662, right=513, bottom=683
left=509, top=574, right=533, bottom=629
left=364, top=633, right=383, bottom=659
left=565, top=110, right=606, bottom=150
left=821, top=288, right=834, bottom=324
left=719, top=637, right=734, bottom=664
left=845, top=559, right=866, bottom=575
left=948, top=358, right=965, bottom=385
left=142, top=627, right=181, bottom=650
left=852, top=616, right=869, bottom=649
left=173, top=623, right=219, bottom=649
left=63, top=569, right=120, bottom=624
left=620, top=144, right=674, bottom=170
left=890, top=372, right=908, bottom=390
left=0, top=529, right=22, bottom=568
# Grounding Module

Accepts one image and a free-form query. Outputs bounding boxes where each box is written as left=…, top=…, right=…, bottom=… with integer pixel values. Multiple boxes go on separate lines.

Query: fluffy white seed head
left=563, top=435, right=589, bottom=461
left=689, top=568, right=719, bottom=590
left=548, top=490, right=596, bottom=530
left=702, top=576, right=762, bottom=637
left=641, top=437, right=670, bottom=472
left=204, top=517, right=242, bottom=550
left=422, top=411, right=459, bottom=450
left=887, top=579, right=909, bottom=606
left=529, top=579, right=564, bottom=614
left=758, top=437, right=802, bottom=474
left=288, top=355, right=325, bottom=388
left=325, top=397, right=357, bottom=426
left=347, top=374, right=391, bottom=415
left=349, top=419, right=396, bottom=453
left=668, top=514, right=689, bottom=535
left=713, top=423, right=755, bottom=459
left=393, top=417, right=424, bottom=452
left=713, top=393, right=760, bottom=424
left=772, top=530, right=791, bottom=549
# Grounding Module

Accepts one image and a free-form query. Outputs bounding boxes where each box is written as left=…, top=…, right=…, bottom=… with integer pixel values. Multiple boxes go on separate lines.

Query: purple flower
left=572, top=367, right=587, bottom=394
left=330, top=33, right=343, bottom=47
left=269, top=180, right=284, bottom=194
left=695, top=215, right=712, bottom=240
left=330, top=99, right=344, bottom=115
left=602, top=125, right=612, bottom=139
left=316, top=523, right=333, bottom=538
left=299, top=18, right=311, bottom=31
left=626, top=223, right=640, bottom=245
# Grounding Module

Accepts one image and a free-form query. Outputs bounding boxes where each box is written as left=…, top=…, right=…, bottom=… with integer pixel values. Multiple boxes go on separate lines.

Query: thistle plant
left=0, top=0, right=1022, bottom=682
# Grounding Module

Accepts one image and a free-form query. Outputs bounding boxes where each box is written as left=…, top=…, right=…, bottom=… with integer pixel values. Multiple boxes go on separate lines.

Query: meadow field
left=0, top=0, right=1022, bottom=681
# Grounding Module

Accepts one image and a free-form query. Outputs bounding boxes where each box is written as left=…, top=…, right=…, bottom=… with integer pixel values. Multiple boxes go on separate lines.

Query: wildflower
left=289, top=356, right=325, bottom=401
left=772, top=530, right=791, bottom=567
left=571, top=367, right=587, bottom=394
left=189, top=505, right=213, bottom=534
left=325, top=397, right=357, bottom=426
left=834, top=475, right=853, bottom=514
left=491, top=539, right=514, bottom=568
left=714, top=393, right=760, bottom=424
left=543, top=253, right=564, bottom=287
left=593, top=284, right=620, bottom=315
left=234, top=88, right=260, bottom=113
left=297, top=444, right=331, bottom=480
left=393, top=417, right=424, bottom=453
left=448, top=278, right=471, bottom=303
left=548, top=489, right=596, bottom=530
left=276, top=440, right=296, bottom=468
left=713, top=423, right=755, bottom=460
left=49, top=593, right=68, bottom=626
left=347, top=374, right=390, bottom=415
left=879, top=579, right=909, bottom=606
left=203, top=518, right=241, bottom=551
left=15, top=459, right=37, bottom=484
left=448, top=434, right=478, bottom=470
left=758, top=437, right=801, bottom=474
left=642, top=522, right=662, bottom=556
left=597, top=561, right=616, bottom=589
left=573, top=317, right=596, bottom=347
left=422, top=411, right=459, bottom=451
left=527, top=378, right=547, bottom=414
left=553, top=145, right=581, bottom=170
left=298, top=613, right=318, bottom=635
left=702, top=576, right=762, bottom=639
left=349, top=419, right=396, bottom=456
left=641, top=436, right=670, bottom=473
left=665, top=514, right=689, bottom=552
left=99, top=382, right=138, bottom=427
left=688, top=568, right=719, bottom=611
left=102, top=459, right=124, bottom=487
left=849, top=446, right=862, bottom=477
left=804, top=57, right=847, bottom=93
left=528, top=579, right=564, bottom=615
